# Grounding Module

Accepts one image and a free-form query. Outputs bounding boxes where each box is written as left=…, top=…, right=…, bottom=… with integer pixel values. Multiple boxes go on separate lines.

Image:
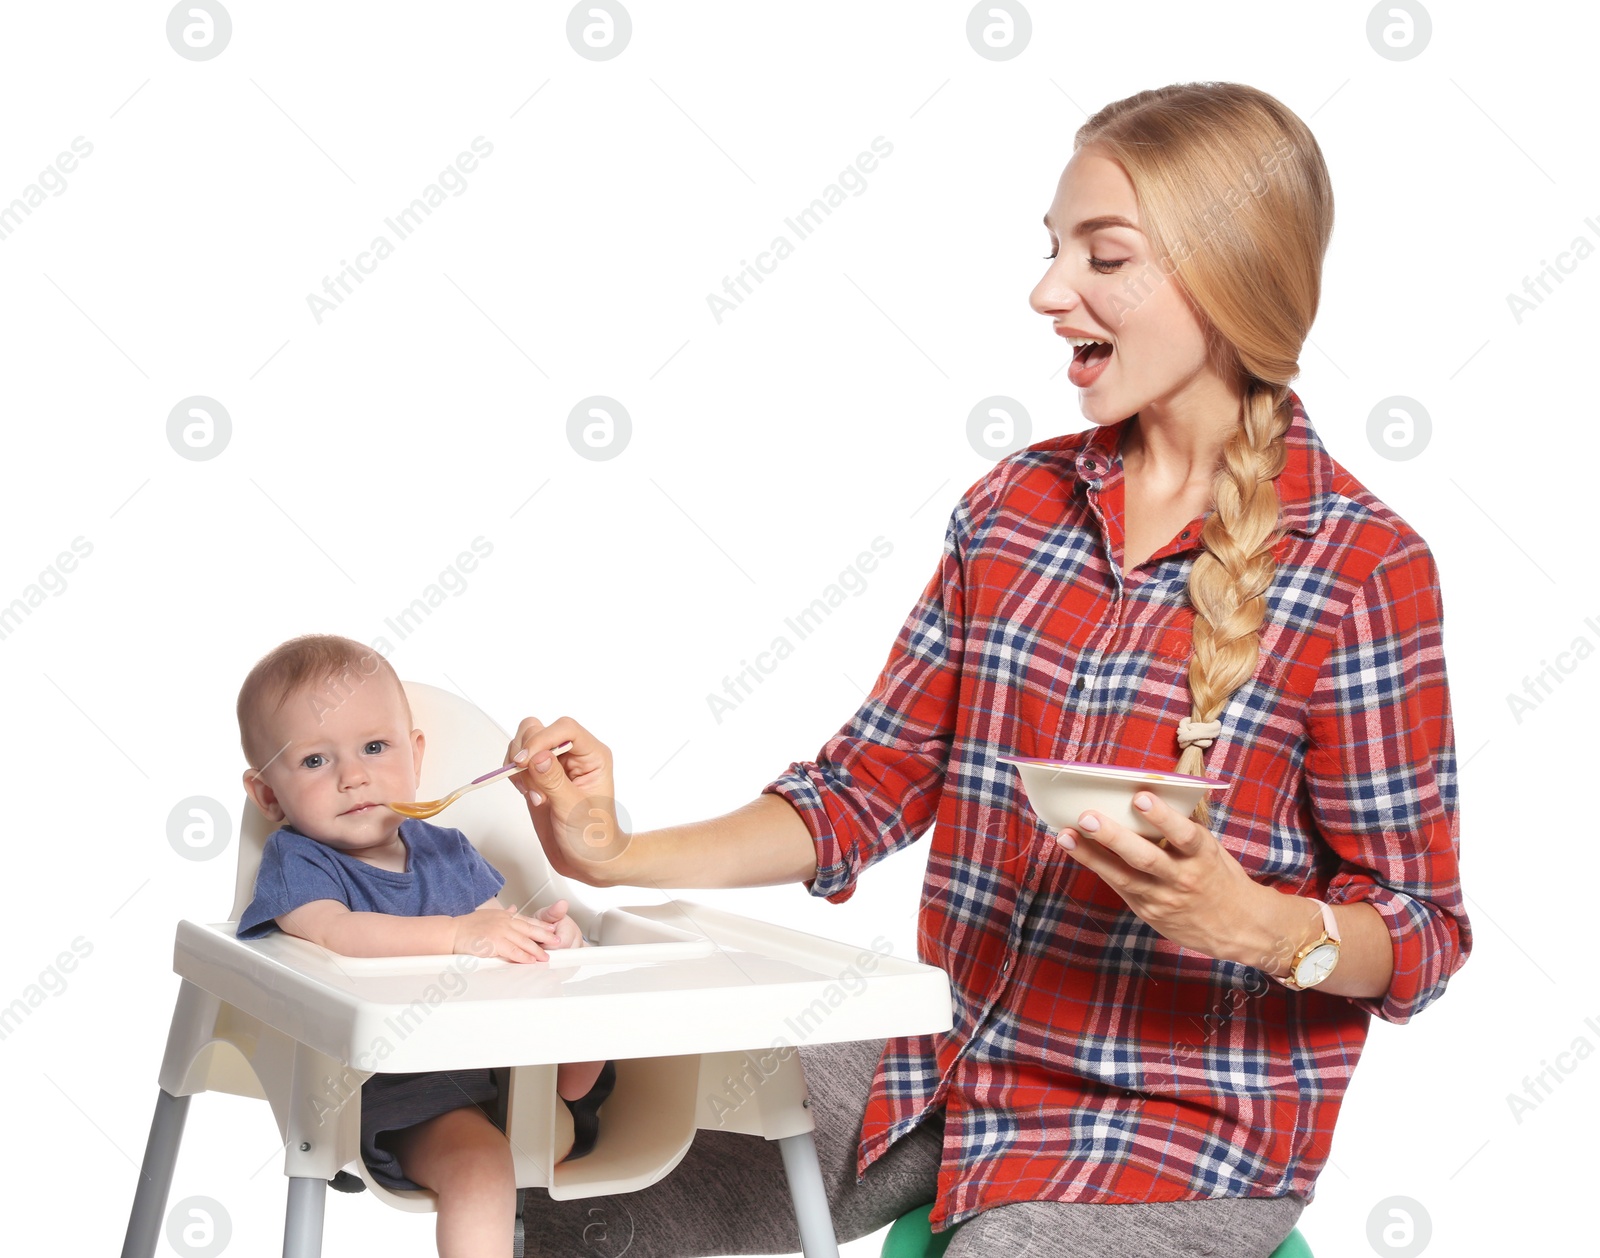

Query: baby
left=234, top=633, right=613, bottom=1258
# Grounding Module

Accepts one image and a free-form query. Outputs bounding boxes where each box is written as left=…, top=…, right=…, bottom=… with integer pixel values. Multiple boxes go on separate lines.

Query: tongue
left=1068, top=341, right=1113, bottom=386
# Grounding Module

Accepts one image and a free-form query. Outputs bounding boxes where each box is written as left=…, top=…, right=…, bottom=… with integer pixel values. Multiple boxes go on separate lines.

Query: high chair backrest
left=229, top=680, right=575, bottom=927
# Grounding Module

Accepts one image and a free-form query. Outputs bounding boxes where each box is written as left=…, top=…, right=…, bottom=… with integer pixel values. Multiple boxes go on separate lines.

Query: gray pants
left=517, top=1037, right=1307, bottom=1257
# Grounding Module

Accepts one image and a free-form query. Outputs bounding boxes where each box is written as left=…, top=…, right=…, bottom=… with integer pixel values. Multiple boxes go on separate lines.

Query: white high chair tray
left=175, top=900, right=953, bottom=1072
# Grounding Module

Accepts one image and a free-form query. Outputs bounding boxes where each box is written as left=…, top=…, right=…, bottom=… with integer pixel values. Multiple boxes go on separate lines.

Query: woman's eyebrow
left=1043, top=212, right=1143, bottom=237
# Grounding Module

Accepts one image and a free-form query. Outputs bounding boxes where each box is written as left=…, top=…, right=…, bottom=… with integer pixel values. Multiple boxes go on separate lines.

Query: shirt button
left=1002, top=959, right=1011, bottom=973
left=1075, top=677, right=1085, bottom=692
left=1181, top=530, right=1190, bottom=539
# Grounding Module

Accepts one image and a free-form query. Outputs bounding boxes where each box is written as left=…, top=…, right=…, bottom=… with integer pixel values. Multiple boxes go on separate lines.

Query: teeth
left=1064, top=336, right=1108, bottom=348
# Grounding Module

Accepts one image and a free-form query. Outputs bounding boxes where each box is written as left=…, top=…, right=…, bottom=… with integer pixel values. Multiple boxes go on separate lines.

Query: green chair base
left=881, top=1204, right=954, bottom=1258
left=881, top=1201, right=1312, bottom=1258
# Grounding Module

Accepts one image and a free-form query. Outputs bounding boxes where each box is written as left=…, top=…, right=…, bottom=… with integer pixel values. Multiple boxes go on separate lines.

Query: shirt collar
left=1072, top=389, right=1331, bottom=539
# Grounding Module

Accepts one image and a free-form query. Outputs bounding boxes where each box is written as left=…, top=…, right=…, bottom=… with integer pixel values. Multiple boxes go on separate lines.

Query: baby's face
left=244, top=673, right=424, bottom=855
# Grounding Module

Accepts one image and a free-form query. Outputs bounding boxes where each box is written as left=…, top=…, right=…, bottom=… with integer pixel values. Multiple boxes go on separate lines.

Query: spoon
left=388, top=742, right=575, bottom=819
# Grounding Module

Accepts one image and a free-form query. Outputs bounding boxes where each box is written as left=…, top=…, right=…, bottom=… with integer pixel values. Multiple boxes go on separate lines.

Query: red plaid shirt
left=764, top=392, right=1470, bottom=1227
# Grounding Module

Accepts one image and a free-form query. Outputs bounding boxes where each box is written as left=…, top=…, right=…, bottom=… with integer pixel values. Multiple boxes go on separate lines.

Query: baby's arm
left=276, top=897, right=561, bottom=961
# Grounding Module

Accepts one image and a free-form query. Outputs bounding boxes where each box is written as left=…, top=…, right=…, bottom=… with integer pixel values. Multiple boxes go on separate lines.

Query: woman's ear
left=242, top=767, right=285, bottom=823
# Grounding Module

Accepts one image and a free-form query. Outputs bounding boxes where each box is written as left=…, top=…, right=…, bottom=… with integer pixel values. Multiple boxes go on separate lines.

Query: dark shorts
left=360, top=1068, right=501, bottom=1191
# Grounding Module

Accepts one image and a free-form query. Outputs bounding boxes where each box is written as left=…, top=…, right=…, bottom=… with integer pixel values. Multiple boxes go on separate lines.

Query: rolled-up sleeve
left=763, top=490, right=979, bottom=904
left=1304, top=531, right=1471, bottom=1022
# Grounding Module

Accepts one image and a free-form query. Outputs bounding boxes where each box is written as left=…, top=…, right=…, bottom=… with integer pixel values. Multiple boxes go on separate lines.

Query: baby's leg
left=388, top=1105, right=516, bottom=1258
left=556, top=1059, right=606, bottom=1101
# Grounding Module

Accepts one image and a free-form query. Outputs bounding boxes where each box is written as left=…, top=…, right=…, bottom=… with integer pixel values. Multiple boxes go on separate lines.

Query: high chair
left=121, top=680, right=953, bottom=1258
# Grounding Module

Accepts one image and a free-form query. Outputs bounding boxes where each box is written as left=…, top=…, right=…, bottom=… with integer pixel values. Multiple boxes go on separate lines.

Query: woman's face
left=1029, top=146, right=1224, bottom=430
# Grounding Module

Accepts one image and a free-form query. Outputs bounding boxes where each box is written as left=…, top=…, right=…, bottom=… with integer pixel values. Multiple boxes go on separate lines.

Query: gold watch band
left=1274, top=899, right=1341, bottom=991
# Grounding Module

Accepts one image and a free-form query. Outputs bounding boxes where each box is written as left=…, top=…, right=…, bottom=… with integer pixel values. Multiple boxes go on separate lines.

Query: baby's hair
left=1073, top=83, right=1334, bottom=825
left=237, top=634, right=411, bottom=771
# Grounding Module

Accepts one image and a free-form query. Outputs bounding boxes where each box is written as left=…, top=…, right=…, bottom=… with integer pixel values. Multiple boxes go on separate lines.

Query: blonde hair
left=236, top=634, right=409, bottom=770
left=1074, top=83, right=1334, bottom=824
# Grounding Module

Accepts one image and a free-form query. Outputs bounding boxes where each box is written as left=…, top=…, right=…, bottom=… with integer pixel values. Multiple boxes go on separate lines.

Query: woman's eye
left=1040, top=249, right=1126, bottom=274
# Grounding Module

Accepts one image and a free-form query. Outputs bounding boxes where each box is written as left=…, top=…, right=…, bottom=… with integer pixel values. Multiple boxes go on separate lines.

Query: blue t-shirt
left=236, top=818, right=506, bottom=941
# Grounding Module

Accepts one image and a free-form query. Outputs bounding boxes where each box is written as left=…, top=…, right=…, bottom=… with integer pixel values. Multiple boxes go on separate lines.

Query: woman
left=507, top=82, right=1470, bottom=1257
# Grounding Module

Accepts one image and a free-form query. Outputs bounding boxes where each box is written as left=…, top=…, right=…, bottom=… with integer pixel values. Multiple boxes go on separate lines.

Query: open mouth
left=1066, top=338, right=1113, bottom=388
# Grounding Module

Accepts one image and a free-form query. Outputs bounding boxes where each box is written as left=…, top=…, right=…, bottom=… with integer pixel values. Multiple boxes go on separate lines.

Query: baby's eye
left=300, top=753, right=326, bottom=769
left=364, top=740, right=388, bottom=755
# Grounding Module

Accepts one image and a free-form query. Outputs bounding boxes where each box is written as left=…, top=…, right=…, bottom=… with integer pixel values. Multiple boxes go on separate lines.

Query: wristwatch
left=1274, top=899, right=1342, bottom=991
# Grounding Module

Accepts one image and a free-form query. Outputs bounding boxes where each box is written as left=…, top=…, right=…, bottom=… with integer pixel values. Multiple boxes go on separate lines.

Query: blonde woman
left=508, top=82, right=1470, bottom=1257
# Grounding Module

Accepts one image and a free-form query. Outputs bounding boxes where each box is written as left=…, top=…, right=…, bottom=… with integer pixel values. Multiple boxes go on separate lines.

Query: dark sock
left=559, top=1060, right=617, bottom=1162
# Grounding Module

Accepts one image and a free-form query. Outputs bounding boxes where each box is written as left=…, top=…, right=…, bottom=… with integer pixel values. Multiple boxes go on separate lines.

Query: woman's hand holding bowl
left=1059, top=791, right=1264, bottom=963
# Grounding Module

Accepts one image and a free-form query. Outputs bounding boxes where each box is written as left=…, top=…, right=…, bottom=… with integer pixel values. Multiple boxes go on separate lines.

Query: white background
left=0, top=2, right=1591, bottom=1256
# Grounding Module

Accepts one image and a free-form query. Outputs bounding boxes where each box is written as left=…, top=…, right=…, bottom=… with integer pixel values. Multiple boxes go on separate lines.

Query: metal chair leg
left=282, top=1176, right=328, bottom=1258
left=777, top=1130, right=841, bottom=1258
left=121, top=1088, right=191, bottom=1258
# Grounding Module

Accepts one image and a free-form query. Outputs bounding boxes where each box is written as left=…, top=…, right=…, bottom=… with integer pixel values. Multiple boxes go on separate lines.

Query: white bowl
left=997, top=756, right=1226, bottom=841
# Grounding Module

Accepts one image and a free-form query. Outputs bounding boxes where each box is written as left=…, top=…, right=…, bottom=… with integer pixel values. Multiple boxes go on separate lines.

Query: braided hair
left=1073, top=83, right=1334, bottom=825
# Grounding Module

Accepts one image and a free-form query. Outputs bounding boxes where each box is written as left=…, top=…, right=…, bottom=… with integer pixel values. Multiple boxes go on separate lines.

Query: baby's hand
left=532, top=898, right=586, bottom=950
left=452, top=905, right=561, bottom=963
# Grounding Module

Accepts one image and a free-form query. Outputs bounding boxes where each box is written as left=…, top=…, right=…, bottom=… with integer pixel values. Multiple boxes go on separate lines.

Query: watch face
left=1294, top=943, right=1339, bottom=988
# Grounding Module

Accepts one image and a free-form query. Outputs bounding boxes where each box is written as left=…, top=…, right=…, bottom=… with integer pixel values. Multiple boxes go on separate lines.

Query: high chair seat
left=121, top=680, right=953, bottom=1258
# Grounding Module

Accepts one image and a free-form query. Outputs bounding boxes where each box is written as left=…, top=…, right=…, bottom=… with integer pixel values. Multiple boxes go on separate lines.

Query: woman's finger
left=1057, top=823, right=1138, bottom=889
left=1131, top=791, right=1200, bottom=851
left=507, top=718, right=545, bottom=795
left=1073, top=811, right=1164, bottom=876
left=509, top=716, right=599, bottom=768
